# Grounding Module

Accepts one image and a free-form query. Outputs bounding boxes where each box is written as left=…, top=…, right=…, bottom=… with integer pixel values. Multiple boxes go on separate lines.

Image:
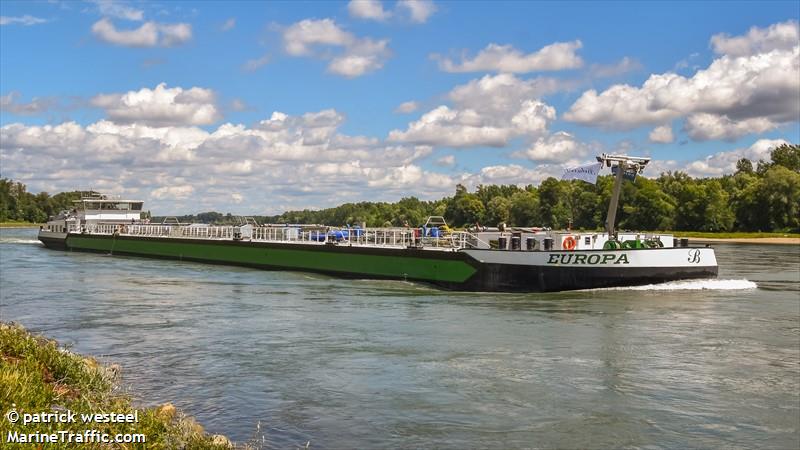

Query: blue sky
left=1, top=0, right=798, bottom=214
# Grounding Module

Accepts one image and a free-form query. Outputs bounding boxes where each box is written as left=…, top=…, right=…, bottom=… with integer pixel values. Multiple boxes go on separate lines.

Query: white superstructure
left=40, top=193, right=144, bottom=238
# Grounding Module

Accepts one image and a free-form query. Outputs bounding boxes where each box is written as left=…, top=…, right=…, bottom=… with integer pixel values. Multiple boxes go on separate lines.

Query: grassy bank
left=0, top=322, right=235, bottom=449
left=0, top=222, right=40, bottom=228
left=662, top=231, right=800, bottom=239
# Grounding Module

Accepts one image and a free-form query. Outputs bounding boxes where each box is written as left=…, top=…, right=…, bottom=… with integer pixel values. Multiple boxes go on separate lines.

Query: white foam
left=598, top=279, right=757, bottom=291
left=0, top=238, right=43, bottom=245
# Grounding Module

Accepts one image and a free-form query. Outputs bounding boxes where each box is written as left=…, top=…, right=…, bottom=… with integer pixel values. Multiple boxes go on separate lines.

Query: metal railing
left=65, top=223, right=488, bottom=251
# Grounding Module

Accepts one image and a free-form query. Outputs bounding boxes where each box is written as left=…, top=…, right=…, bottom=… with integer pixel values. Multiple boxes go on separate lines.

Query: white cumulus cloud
left=397, top=0, right=437, bottom=23
left=348, top=0, right=391, bottom=21
left=447, top=73, right=575, bottom=114
left=394, top=101, right=419, bottom=114
left=91, top=18, right=192, bottom=47
left=649, top=125, right=674, bottom=143
left=0, top=103, right=457, bottom=213
left=389, top=73, right=561, bottom=148
left=461, top=164, right=561, bottom=189
left=328, top=38, right=390, bottom=77
left=435, top=155, right=455, bottom=167
left=684, top=113, right=777, bottom=141
left=1, top=92, right=57, bottom=115
left=389, top=106, right=514, bottom=147
left=711, top=20, right=799, bottom=57
left=283, top=18, right=354, bottom=56
left=436, top=41, right=584, bottom=73
left=281, top=18, right=390, bottom=77
left=512, top=131, right=591, bottom=164
left=564, top=20, right=800, bottom=141
left=90, top=83, right=221, bottom=127
left=674, top=138, right=791, bottom=177
left=151, top=185, right=195, bottom=200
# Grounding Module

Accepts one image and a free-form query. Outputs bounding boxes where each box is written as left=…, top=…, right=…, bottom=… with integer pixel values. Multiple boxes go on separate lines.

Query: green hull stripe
left=65, top=236, right=477, bottom=283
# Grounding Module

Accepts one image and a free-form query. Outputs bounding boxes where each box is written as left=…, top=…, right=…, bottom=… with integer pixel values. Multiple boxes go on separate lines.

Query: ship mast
left=597, top=154, right=651, bottom=238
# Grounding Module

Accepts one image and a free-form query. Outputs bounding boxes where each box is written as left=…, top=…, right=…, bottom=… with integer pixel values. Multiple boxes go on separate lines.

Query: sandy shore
left=687, top=237, right=800, bottom=245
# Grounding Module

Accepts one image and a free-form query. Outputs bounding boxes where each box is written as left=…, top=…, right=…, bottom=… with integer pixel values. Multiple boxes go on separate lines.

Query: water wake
left=600, top=279, right=757, bottom=291
left=0, top=238, right=42, bottom=245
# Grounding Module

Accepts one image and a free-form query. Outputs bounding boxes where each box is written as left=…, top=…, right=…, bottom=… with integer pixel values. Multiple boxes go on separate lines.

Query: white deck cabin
left=75, top=197, right=143, bottom=224
left=42, top=194, right=144, bottom=235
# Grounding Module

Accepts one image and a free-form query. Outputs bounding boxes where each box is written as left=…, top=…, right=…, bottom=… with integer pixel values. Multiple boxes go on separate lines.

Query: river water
left=1, top=227, right=798, bottom=449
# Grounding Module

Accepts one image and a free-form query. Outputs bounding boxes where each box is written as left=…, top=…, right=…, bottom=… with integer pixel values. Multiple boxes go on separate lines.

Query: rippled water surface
left=1, top=228, right=798, bottom=449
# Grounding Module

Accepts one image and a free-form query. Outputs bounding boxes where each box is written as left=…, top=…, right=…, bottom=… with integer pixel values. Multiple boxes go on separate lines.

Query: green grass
left=0, top=221, right=41, bottom=228
left=0, top=322, right=237, bottom=449
left=658, top=231, right=800, bottom=239
left=560, top=228, right=799, bottom=239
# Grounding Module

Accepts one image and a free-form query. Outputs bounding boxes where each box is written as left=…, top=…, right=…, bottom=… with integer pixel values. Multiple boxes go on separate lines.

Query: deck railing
left=69, top=223, right=486, bottom=250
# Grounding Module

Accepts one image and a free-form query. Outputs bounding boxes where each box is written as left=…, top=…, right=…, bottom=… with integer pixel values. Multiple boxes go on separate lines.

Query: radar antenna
left=596, top=154, right=651, bottom=238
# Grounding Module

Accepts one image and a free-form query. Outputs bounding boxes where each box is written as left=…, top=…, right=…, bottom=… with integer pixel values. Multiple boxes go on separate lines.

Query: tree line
left=0, top=182, right=83, bottom=223
left=267, top=143, right=800, bottom=232
left=2, top=144, right=798, bottom=232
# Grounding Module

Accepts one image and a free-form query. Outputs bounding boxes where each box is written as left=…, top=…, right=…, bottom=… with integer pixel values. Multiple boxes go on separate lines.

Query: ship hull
left=38, top=233, right=718, bottom=292
left=37, top=230, right=69, bottom=250
left=439, top=262, right=717, bottom=292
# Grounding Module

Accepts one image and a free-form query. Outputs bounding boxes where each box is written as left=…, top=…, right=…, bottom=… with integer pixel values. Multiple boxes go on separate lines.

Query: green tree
left=450, top=194, right=485, bottom=227
left=621, top=178, right=675, bottom=230
left=508, top=190, right=539, bottom=226
left=671, top=179, right=734, bottom=231
left=760, top=165, right=800, bottom=230
left=563, top=181, right=603, bottom=230
left=703, top=180, right=735, bottom=231
left=396, top=197, right=426, bottom=226
left=484, top=196, right=511, bottom=226
left=731, top=172, right=768, bottom=231
left=736, top=158, right=754, bottom=174
left=538, top=177, right=568, bottom=228
left=770, top=143, right=800, bottom=172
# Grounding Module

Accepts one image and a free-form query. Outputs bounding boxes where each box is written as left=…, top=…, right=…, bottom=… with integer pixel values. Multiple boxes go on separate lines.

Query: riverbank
left=0, top=322, right=236, bottom=449
left=687, top=237, right=800, bottom=245
left=0, top=222, right=41, bottom=228
left=668, top=231, right=800, bottom=239
left=666, top=231, right=800, bottom=245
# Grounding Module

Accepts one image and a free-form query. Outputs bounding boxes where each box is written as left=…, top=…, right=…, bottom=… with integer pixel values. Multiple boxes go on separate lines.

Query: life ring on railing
left=563, top=236, right=577, bottom=251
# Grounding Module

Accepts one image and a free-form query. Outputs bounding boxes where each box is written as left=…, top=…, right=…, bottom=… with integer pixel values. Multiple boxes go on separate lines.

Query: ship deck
left=53, top=223, right=484, bottom=252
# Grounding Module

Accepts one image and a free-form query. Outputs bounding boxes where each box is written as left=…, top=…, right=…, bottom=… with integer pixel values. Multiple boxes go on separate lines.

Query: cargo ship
left=37, top=155, right=718, bottom=292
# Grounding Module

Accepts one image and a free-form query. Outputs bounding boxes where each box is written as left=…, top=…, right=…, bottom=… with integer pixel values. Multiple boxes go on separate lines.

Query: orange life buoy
left=563, top=236, right=577, bottom=251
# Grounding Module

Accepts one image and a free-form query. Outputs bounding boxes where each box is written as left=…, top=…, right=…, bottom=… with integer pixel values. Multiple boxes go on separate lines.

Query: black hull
left=38, top=235, right=68, bottom=251
left=435, top=263, right=719, bottom=292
